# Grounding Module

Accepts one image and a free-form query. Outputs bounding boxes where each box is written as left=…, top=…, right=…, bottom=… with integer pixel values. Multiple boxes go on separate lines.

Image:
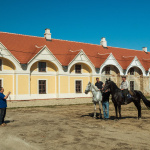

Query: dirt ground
left=0, top=102, right=150, bottom=150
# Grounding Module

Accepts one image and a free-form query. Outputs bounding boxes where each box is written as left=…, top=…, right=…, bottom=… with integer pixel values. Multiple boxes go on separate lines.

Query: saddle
left=121, top=90, right=133, bottom=99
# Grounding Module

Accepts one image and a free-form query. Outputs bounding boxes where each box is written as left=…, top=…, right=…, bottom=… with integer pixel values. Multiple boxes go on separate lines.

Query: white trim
left=58, top=75, right=60, bottom=98
left=27, top=46, right=61, bottom=72
left=31, top=72, right=57, bottom=76
left=16, top=74, right=18, bottom=96
left=11, top=93, right=91, bottom=100
left=0, top=70, right=15, bottom=74
left=125, top=56, right=146, bottom=76
left=13, top=74, right=14, bottom=95
left=68, top=50, right=95, bottom=73
left=75, top=79, right=83, bottom=93
left=0, top=42, right=20, bottom=64
left=99, top=53, right=124, bottom=75
left=55, top=76, right=56, bottom=95
left=37, top=79, right=48, bottom=94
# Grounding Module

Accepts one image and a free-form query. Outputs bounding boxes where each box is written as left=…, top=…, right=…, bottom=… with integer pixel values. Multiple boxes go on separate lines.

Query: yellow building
left=0, top=29, right=150, bottom=100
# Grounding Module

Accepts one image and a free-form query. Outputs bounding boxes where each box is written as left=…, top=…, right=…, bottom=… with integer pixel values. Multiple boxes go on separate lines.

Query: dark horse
left=103, top=78, right=150, bottom=119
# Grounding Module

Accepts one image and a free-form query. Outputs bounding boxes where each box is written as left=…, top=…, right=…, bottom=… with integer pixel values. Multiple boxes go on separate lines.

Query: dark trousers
left=0, top=108, right=6, bottom=125
left=122, top=89, right=128, bottom=101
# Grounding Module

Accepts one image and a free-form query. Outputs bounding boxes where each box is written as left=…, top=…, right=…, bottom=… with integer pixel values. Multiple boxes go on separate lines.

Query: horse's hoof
left=138, top=117, right=141, bottom=120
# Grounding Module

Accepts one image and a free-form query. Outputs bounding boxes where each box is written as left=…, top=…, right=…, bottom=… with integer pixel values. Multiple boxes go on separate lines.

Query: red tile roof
left=0, top=31, right=150, bottom=70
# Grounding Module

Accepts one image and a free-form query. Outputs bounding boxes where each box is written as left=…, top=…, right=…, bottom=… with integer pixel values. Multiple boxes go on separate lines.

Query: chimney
left=44, top=28, right=51, bottom=40
left=142, top=47, right=147, bottom=52
left=100, top=37, right=107, bottom=47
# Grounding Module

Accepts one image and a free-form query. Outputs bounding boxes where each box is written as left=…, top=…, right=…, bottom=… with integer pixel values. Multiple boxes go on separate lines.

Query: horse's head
left=85, top=82, right=91, bottom=94
left=103, top=78, right=112, bottom=92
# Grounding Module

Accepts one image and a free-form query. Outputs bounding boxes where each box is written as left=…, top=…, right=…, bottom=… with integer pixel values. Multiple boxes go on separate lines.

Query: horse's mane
left=91, top=83, right=99, bottom=91
left=110, top=81, right=120, bottom=90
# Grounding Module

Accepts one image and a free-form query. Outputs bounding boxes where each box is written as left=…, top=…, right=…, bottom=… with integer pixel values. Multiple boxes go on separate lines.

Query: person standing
left=102, top=89, right=110, bottom=120
left=120, top=76, right=129, bottom=104
left=95, top=78, right=103, bottom=91
left=0, top=87, right=11, bottom=126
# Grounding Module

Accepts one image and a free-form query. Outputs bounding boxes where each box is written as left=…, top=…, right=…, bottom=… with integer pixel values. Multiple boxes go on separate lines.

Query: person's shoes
left=2, top=123, right=7, bottom=126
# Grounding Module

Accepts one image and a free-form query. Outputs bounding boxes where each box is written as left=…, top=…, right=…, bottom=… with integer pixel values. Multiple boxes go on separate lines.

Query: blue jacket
left=0, top=93, right=7, bottom=108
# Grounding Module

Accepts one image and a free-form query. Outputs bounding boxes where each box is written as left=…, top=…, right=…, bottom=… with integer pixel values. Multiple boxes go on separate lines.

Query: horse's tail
left=135, top=90, right=150, bottom=109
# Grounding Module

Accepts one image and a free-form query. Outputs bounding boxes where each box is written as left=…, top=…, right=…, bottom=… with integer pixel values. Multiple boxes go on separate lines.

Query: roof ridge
left=0, top=31, right=44, bottom=39
left=52, top=38, right=102, bottom=46
left=108, top=46, right=149, bottom=53
left=0, top=31, right=149, bottom=53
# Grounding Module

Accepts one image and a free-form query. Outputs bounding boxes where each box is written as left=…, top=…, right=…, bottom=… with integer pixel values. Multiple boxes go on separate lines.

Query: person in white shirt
left=120, top=76, right=129, bottom=104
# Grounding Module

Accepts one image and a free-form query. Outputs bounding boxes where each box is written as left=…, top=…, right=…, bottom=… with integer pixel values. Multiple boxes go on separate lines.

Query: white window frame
left=38, top=79, right=48, bottom=94
left=75, top=79, right=83, bottom=93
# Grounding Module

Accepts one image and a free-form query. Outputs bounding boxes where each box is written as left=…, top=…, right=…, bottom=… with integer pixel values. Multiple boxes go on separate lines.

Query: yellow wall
left=30, top=61, right=57, bottom=72
left=18, top=75, right=29, bottom=95
left=30, top=62, right=38, bottom=72
left=1, top=58, right=15, bottom=70
left=82, top=64, right=91, bottom=73
left=47, top=62, right=57, bottom=72
left=70, top=63, right=91, bottom=73
left=0, top=75, right=13, bottom=94
left=70, top=77, right=89, bottom=93
left=30, top=76, right=55, bottom=94
left=60, top=76, right=68, bottom=93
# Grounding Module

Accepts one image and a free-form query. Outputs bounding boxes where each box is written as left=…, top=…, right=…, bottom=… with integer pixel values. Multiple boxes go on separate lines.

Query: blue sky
left=0, top=0, right=150, bottom=51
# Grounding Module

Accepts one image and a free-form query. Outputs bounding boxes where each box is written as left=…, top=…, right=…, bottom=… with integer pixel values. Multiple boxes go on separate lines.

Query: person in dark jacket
left=102, top=89, right=110, bottom=120
left=0, top=87, right=11, bottom=126
left=95, top=78, right=103, bottom=91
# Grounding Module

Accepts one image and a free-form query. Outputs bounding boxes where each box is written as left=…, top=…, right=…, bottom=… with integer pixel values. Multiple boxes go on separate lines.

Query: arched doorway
left=101, top=65, right=121, bottom=87
left=127, top=67, right=143, bottom=91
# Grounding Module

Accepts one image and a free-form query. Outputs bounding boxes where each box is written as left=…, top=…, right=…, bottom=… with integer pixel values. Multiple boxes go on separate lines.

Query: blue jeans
left=102, top=101, right=109, bottom=119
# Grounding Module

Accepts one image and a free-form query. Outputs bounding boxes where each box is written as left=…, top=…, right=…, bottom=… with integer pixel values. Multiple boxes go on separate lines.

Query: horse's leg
left=133, top=100, right=141, bottom=119
left=114, top=103, right=118, bottom=119
left=99, top=101, right=102, bottom=119
left=118, top=105, right=121, bottom=119
left=94, top=103, right=96, bottom=118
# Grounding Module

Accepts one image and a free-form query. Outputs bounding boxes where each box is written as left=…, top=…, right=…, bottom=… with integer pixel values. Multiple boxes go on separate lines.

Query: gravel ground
left=7, top=98, right=93, bottom=108
left=1, top=103, right=150, bottom=150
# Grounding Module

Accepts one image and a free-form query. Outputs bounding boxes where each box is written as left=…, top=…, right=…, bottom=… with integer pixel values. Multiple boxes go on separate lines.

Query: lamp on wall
left=62, top=66, right=68, bottom=72
left=95, top=68, right=100, bottom=73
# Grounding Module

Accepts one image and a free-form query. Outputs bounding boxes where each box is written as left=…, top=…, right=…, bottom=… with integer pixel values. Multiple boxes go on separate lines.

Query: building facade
left=0, top=29, right=150, bottom=100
